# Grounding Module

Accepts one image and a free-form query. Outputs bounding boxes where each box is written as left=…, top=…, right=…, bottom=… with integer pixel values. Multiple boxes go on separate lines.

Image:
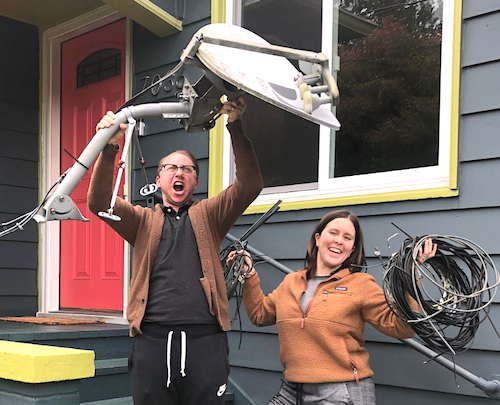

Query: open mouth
left=173, top=182, right=184, bottom=192
left=329, top=248, right=342, bottom=254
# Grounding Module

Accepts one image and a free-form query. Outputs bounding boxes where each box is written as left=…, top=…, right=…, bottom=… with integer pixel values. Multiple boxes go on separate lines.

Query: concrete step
left=82, top=397, right=133, bottom=405
left=80, top=358, right=131, bottom=403
left=0, top=322, right=132, bottom=403
left=81, top=391, right=235, bottom=404
left=1, top=323, right=240, bottom=405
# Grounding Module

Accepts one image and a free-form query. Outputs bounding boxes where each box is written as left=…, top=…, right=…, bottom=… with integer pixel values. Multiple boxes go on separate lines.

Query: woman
left=237, top=210, right=435, bottom=405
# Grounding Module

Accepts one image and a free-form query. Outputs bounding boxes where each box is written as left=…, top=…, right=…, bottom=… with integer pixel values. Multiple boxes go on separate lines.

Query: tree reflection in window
left=237, top=0, right=443, bottom=189
left=77, top=48, right=122, bottom=88
left=335, top=0, right=442, bottom=177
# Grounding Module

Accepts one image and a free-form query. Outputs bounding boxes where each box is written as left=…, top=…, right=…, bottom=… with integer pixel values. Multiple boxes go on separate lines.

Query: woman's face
left=315, top=217, right=356, bottom=274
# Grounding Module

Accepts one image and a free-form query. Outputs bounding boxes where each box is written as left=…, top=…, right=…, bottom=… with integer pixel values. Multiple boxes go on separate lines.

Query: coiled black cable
left=383, top=235, right=499, bottom=355
left=220, top=241, right=255, bottom=348
left=220, top=240, right=254, bottom=301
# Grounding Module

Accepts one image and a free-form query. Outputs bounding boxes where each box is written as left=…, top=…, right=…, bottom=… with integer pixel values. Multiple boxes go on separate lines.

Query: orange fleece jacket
left=243, top=268, right=415, bottom=383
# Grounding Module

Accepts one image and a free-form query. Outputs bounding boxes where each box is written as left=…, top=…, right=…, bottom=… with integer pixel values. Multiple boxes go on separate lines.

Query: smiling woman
left=314, top=217, right=356, bottom=275
left=308, top=210, right=364, bottom=277
left=239, top=209, right=436, bottom=405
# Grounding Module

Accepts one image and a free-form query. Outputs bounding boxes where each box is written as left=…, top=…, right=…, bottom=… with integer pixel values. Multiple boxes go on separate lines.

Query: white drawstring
left=166, top=331, right=188, bottom=387
left=166, top=331, right=173, bottom=387
left=180, top=331, right=187, bottom=377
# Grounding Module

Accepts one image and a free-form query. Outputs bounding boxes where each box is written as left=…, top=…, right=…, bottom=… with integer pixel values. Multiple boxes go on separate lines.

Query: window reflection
left=238, top=0, right=443, bottom=188
left=77, top=48, right=122, bottom=88
left=242, top=0, right=321, bottom=189
left=334, top=0, right=442, bottom=177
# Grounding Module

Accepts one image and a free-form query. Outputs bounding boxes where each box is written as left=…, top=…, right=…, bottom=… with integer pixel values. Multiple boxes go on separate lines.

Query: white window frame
left=223, top=0, right=460, bottom=213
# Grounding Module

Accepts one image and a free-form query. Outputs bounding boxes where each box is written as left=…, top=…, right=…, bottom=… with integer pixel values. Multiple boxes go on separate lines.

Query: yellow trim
left=245, top=188, right=459, bottom=215
left=102, top=0, right=182, bottom=37
left=449, top=0, right=463, bottom=190
left=0, top=341, right=94, bottom=384
left=211, top=0, right=226, bottom=24
left=207, top=0, right=461, bottom=210
left=209, top=120, right=225, bottom=198
left=208, top=0, right=227, bottom=198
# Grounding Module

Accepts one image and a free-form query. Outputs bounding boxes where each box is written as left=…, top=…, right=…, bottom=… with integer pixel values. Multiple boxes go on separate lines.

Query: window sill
left=244, top=186, right=459, bottom=214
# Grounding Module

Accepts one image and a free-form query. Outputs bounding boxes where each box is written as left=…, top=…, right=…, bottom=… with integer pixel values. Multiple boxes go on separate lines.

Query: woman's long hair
left=305, top=210, right=367, bottom=275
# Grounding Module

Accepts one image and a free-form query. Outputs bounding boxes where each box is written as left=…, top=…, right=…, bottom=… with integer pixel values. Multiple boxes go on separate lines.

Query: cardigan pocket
left=199, top=276, right=215, bottom=316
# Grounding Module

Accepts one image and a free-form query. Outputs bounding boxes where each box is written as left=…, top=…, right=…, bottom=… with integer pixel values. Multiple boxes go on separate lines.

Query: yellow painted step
left=0, top=340, right=94, bottom=383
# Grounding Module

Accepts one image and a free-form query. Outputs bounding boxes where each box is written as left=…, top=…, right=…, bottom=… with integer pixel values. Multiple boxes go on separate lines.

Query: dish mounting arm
left=34, top=101, right=191, bottom=223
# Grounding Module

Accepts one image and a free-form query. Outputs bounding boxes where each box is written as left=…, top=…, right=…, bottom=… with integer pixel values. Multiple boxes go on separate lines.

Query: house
left=0, top=0, right=499, bottom=404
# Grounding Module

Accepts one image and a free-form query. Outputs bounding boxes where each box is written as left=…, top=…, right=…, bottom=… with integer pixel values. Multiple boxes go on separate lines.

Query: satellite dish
left=24, top=24, right=342, bottom=226
left=183, top=24, right=341, bottom=130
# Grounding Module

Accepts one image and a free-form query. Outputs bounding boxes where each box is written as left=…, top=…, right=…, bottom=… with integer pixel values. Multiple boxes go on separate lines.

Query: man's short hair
left=157, top=150, right=199, bottom=178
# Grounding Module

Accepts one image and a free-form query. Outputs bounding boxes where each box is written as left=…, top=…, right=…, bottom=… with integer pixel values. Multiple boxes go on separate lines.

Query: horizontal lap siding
left=230, top=367, right=283, bottom=405
left=0, top=16, right=39, bottom=317
left=226, top=1, right=500, bottom=403
left=376, top=385, right=500, bottom=405
left=128, top=1, right=500, bottom=403
left=131, top=17, right=212, bottom=206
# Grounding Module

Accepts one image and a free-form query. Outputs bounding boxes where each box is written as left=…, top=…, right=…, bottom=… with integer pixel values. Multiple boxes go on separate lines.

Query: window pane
left=241, top=0, right=322, bottom=188
left=77, top=48, right=122, bottom=88
left=333, top=0, right=442, bottom=177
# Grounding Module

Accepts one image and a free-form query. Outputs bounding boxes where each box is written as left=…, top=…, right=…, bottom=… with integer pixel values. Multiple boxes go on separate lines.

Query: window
left=222, top=0, right=459, bottom=211
left=77, top=48, right=122, bottom=88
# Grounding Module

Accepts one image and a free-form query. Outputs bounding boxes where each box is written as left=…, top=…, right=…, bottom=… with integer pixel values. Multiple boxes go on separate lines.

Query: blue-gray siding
left=121, top=0, right=500, bottom=402
left=3, top=0, right=489, bottom=403
left=0, top=16, right=39, bottom=317
left=126, top=0, right=500, bottom=402
left=223, top=1, right=500, bottom=403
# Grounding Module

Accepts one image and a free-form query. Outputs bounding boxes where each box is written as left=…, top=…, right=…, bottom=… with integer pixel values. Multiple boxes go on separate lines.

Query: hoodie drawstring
left=180, top=331, right=187, bottom=377
left=166, top=330, right=188, bottom=387
left=166, top=331, right=173, bottom=387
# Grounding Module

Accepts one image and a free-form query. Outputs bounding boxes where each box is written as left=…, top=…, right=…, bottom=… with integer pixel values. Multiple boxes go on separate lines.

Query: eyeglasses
left=159, top=163, right=197, bottom=175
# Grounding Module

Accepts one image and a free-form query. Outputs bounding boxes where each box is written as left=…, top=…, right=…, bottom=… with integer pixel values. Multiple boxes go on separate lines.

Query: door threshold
left=36, top=310, right=128, bottom=325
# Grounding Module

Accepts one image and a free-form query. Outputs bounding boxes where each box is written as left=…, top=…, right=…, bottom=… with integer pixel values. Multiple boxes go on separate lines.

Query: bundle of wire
left=220, top=241, right=255, bottom=348
left=220, top=240, right=254, bottom=302
left=383, top=234, right=500, bottom=355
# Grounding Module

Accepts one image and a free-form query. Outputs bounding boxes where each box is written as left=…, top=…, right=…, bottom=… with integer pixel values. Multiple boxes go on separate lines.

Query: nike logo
left=217, top=383, right=227, bottom=397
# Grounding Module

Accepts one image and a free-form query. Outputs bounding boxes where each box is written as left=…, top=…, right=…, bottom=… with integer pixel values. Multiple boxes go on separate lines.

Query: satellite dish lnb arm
left=35, top=102, right=190, bottom=223
left=195, top=35, right=329, bottom=65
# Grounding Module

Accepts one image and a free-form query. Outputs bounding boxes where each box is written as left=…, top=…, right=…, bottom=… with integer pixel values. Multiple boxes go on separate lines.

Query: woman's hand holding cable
left=226, top=250, right=256, bottom=278
left=417, top=238, right=437, bottom=264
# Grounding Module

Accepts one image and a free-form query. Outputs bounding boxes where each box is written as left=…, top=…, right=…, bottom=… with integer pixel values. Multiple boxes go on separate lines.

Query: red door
left=60, top=19, right=126, bottom=311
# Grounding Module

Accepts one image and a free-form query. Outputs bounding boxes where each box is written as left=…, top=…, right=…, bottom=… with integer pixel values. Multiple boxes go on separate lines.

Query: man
left=88, top=96, right=262, bottom=405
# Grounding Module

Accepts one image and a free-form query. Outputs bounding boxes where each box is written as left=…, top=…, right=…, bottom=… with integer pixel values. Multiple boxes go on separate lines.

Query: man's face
left=155, top=152, right=199, bottom=209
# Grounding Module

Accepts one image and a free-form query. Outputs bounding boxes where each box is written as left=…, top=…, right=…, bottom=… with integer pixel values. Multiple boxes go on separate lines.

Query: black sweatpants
left=129, top=323, right=230, bottom=405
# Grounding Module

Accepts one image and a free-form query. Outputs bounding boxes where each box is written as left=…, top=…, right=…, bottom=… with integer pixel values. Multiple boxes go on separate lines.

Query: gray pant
left=268, top=378, right=376, bottom=405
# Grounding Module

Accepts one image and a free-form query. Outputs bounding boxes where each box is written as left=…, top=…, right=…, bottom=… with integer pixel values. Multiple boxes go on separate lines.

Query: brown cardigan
left=243, top=268, right=415, bottom=383
left=88, top=120, right=262, bottom=336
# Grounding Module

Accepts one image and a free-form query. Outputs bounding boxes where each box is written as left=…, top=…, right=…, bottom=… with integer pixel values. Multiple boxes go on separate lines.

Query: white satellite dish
left=26, top=24, right=341, bottom=226
left=182, top=24, right=341, bottom=130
